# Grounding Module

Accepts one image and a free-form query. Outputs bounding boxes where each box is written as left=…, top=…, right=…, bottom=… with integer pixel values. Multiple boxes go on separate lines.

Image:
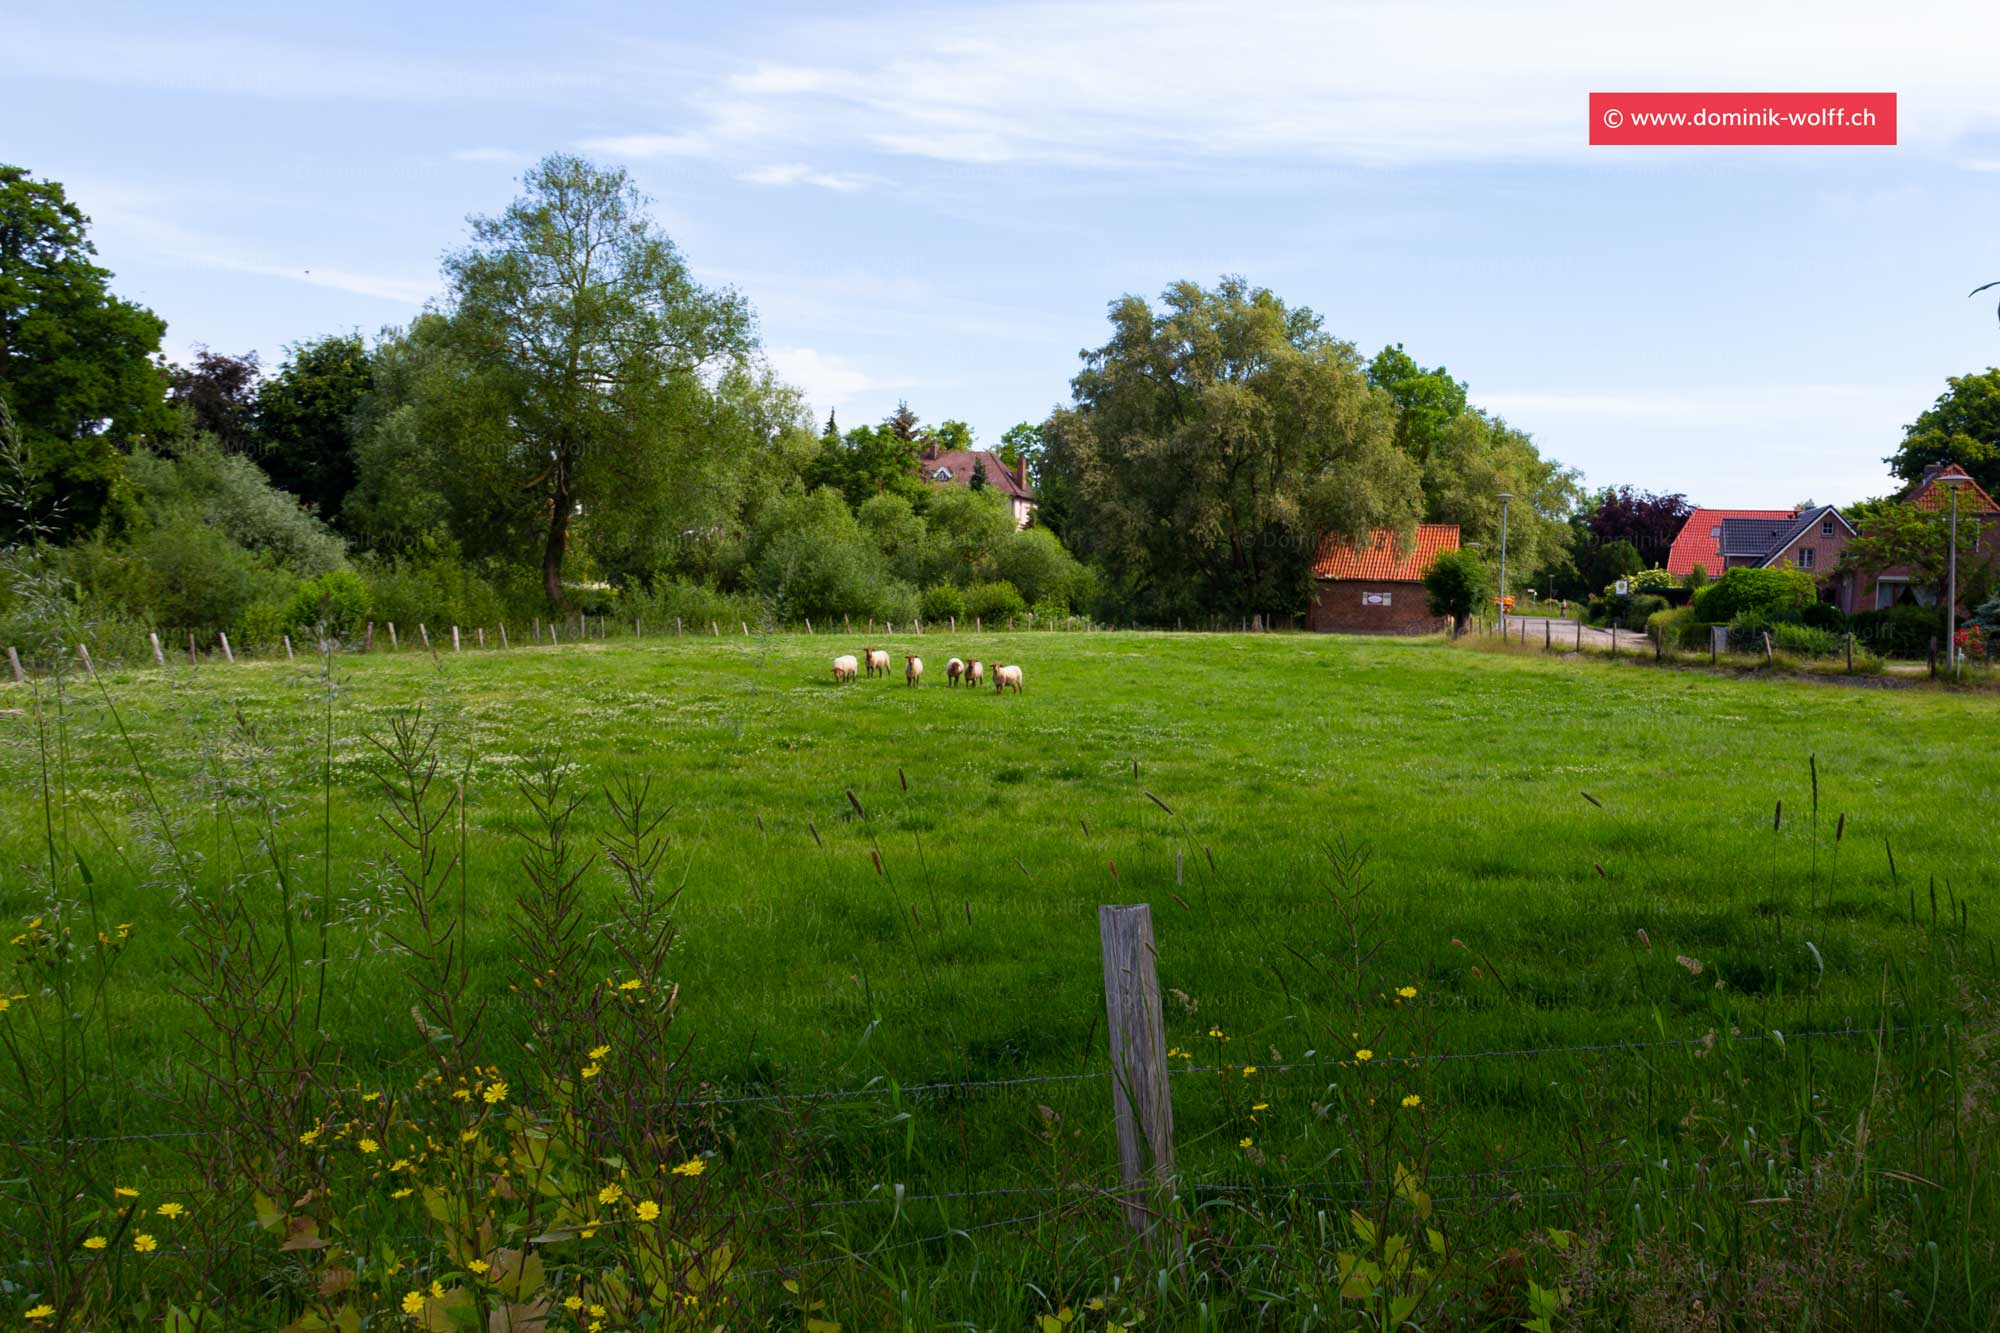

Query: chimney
left=922, top=442, right=938, bottom=461
left=1014, top=456, right=1028, bottom=489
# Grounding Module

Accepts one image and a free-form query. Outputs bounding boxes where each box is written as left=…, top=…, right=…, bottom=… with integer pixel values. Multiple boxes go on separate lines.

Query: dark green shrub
left=920, top=583, right=967, bottom=622
left=1727, top=611, right=1774, bottom=652
left=1691, top=567, right=1816, bottom=623
left=964, top=580, right=1027, bottom=623
left=1799, top=601, right=1846, bottom=632
left=1771, top=623, right=1840, bottom=657
left=284, top=570, right=372, bottom=637
left=1850, top=605, right=1943, bottom=658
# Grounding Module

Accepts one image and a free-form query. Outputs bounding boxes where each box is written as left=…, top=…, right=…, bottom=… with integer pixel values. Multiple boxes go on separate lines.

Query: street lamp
left=1938, top=473, right=1971, bottom=675
left=1496, top=493, right=1514, bottom=630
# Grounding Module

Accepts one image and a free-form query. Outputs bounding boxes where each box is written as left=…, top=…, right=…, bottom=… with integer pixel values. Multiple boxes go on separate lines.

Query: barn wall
left=1307, top=581, right=1447, bottom=635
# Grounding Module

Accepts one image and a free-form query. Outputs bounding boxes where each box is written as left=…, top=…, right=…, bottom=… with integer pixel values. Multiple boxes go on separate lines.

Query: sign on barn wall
left=1363, top=591, right=1391, bottom=606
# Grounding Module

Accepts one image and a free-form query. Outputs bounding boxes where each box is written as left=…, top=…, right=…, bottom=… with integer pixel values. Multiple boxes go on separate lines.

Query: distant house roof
left=918, top=448, right=1033, bottom=501
left=1907, top=463, right=1999, bottom=514
left=1753, top=505, right=1856, bottom=566
left=1717, top=515, right=1799, bottom=562
left=1312, top=524, right=1460, bottom=582
left=1665, top=508, right=1796, bottom=576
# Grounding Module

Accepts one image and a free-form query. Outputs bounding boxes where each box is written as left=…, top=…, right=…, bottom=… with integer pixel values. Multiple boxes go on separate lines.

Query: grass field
left=2, top=630, right=1995, bottom=1327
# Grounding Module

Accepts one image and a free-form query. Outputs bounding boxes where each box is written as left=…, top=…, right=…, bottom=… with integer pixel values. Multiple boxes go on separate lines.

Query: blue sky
left=9, top=0, right=2000, bottom=505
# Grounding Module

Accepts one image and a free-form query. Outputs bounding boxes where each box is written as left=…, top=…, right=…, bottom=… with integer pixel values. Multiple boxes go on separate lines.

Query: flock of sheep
left=830, top=648, right=1024, bottom=693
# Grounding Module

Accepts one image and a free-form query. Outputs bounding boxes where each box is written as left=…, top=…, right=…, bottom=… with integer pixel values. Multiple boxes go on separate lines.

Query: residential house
left=1852, top=463, right=2000, bottom=610
left=1666, top=504, right=1860, bottom=609
left=1306, top=524, right=1459, bottom=634
left=918, top=445, right=1036, bottom=528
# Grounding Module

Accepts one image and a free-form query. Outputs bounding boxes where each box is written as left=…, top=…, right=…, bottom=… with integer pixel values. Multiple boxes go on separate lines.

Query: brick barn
left=1306, top=524, right=1459, bottom=634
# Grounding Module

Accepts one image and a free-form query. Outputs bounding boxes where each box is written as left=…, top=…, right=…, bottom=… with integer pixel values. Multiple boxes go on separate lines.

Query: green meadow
left=2, top=631, right=1994, bottom=1326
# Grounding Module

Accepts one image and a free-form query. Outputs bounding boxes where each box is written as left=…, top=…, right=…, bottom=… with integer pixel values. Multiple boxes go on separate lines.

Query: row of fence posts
left=1477, top=615, right=1877, bottom=675
left=4, top=610, right=1112, bottom=681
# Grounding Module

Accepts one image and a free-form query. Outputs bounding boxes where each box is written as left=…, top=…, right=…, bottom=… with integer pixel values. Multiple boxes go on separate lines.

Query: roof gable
left=1312, top=524, right=1460, bottom=582
left=918, top=449, right=1033, bottom=500
left=1752, top=505, right=1856, bottom=567
left=1907, top=463, right=1999, bottom=514
left=1666, top=508, right=1796, bottom=575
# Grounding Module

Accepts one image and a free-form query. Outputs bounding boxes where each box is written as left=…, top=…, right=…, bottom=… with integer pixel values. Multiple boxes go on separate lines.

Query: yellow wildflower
left=430, top=1281, right=445, bottom=1299
left=1239, top=1137, right=1254, bottom=1149
left=115, top=1187, right=139, bottom=1199
left=635, top=1199, right=661, bottom=1222
left=616, top=978, right=643, bottom=992
left=589, top=1044, right=611, bottom=1061
left=1355, top=1049, right=1374, bottom=1062
left=25, top=1306, right=55, bottom=1321
left=1397, top=986, right=1418, bottom=999
left=483, top=1082, right=508, bottom=1105
left=299, top=1127, right=322, bottom=1145
left=359, top=1138, right=380, bottom=1155
left=581, top=1062, right=601, bottom=1080
left=598, top=1182, right=623, bottom=1205
left=587, top=1305, right=605, bottom=1319
left=402, top=1291, right=425, bottom=1316
left=672, top=1157, right=705, bottom=1178
left=1402, top=1094, right=1422, bottom=1109
left=451, top=1088, right=473, bottom=1102
left=155, top=1202, right=184, bottom=1219
left=1242, top=1065, right=1257, bottom=1077
left=133, top=1233, right=157, bottom=1253
left=563, top=1296, right=584, bottom=1311
left=460, top=1128, right=479, bottom=1142
left=83, top=1235, right=108, bottom=1250
left=468, top=1259, right=490, bottom=1276
left=1252, top=1102, right=1269, bottom=1112
left=391, top=1188, right=413, bottom=1199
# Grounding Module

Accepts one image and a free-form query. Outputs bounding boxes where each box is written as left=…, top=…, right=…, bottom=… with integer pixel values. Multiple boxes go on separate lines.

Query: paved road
left=1493, top=616, right=1624, bottom=651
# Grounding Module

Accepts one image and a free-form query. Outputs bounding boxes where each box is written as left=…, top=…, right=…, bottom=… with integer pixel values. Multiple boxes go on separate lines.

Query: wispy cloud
left=579, top=132, right=714, bottom=160
left=766, top=345, right=881, bottom=412
left=739, top=163, right=867, bottom=191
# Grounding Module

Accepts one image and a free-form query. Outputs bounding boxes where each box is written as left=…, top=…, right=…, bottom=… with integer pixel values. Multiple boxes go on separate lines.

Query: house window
left=932, top=467, right=953, bottom=481
left=1820, top=520, right=1834, bottom=536
left=1710, top=526, right=1720, bottom=539
left=1799, top=546, right=1816, bottom=569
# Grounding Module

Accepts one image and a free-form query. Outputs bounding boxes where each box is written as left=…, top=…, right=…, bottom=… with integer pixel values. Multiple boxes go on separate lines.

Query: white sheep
left=945, top=657, right=964, bottom=686
left=864, top=648, right=891, bottom=678
left=966, top=659, right=984, bottom=687
left=831, top=654, right=858, bottom=683
left=993, top=664, right=1023, bottom=694
left=905, top=654, right=924, bottom=687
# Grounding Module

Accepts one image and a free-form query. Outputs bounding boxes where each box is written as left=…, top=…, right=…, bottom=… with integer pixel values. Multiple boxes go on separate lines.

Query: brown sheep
left=831, top=654, right=858, bottom=683
left=864, top=648, right=891, bottom=678
left=992, top=664, right=1023, bottom=694
left=966, top=659, right=984, bottom=687
left=945, top=657, right=964, bottom=686
left=905, top=655, right=924, bottom=687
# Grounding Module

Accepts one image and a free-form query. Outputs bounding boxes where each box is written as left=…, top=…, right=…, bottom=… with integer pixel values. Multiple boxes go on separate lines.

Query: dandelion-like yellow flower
left=581, top=1063, right=601, bottom=1080
left=1402, top=1094, right=1422, bottom=1109
left=133, top=1233, right=157, bottom=1253
left=598, top=1183, right=624, bottom=1205
left=635, top=1199, right=661, bottom=1222
left=563, top=1296, right=584, bottom=1311
left=1238, top=1137, right=1254, bottom=1149
left=402, top=1291, right=425, bottom=1316
left=1242, top=1065, right=1257, bottom=1077
left=618, top=978, right=643, bottom=992
left=155, top=1202, right=184, bottom=1219
left=115, top=1187, right=138, bottom=1199
left=587, top=1305, right=606, bottom=1319
left=299, top=1128, right=322, bottom=1145
left=451, top=1088, right=473, bottom=1102
left=467, top=1259, right=490, bottom=1276
left=24, top=1305, right=55, bottom=1321
left=1396, top=986, right=1418, bottom=999
left=83, top=1235, right=108, bottom=1250
left=672, top=1157, right=705, bottom=1178
left=391, top=1188, right=414, bottom=1199
left=390, top=1157, right=411, bottom=1172
left=460, top=1128, right=479, bottom=1142
left=1354, top=1049, right=1374, bottom=1062
left=1207, top=1026, right=1225, bottom=1039
left=589, top=1044, right=611, bottom=1061
left=359, top=1138, right=380, bottom=1155
left=483, top=1082, right=508, bottom=1105
left=429, top=1281, right=445, bottom=1299
left=1251, top=1102, right=1269, bottom=1112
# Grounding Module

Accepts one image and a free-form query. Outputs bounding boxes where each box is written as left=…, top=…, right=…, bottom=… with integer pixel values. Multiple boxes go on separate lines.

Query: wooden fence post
left=477, top=627, right=485, bottom=648
left=1928, top=635, right=1938, bottom=677
left=1711, top=627, right=1719, bottom=665
left=188, top=633, right=197, bottom=665
left=1653, top=626, right=1662, bottom=661
left=711, top=621, right=719, bottom=637
left=1576, top=619, right=1582, bottom=651
left=635, top=619, right=642, bottom=638
left=77, top=643, right=96, bottom=680
left=218, top=632, right=234, bottom=664
left=388, top=623, right=398, bottom=651
left=950, top=616, right=957, bottom=632
left=1098, top=904, right=1176, bottom=1251
left=1845, top=632, right=1853, bottom=672
left=803, top=618, right=812, bottom=635
left=533, top=617, right=541, bottom=644
left=741, top=621, right=749, bottom=636
left=364, top=621, right=375, bottom=652
left=6, top=646, right=22, bottom=683
left=452, top=626, right=461, bottom=652
left=675, top=617, right=683, bottom=637
left=1610, top=625, right=1616, bottom=656
left=1544, top=620, right=1551, bottom=651
left=150, top=632, right=165, bottom=667
left=499, top=624, right=509, bottom=649
left=1763, top=631, right=1774, bottom=667
left=418, top=624, right=431, bottom=651
left=283, top=635, right=294, bottom=661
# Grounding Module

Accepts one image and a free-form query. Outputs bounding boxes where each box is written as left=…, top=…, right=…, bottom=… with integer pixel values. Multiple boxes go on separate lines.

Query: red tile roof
left=1908, top=463, right=1999, bottom=514
left=1312, top=524, right=1459, bottom=582
left=918, top=449, right=1033, bottom=500
left=1666, top=508, right=1796, bottom=576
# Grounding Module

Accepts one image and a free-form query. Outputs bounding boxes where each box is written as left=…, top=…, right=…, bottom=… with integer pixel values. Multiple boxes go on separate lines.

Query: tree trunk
left=542, top=473, right=572, bottom=610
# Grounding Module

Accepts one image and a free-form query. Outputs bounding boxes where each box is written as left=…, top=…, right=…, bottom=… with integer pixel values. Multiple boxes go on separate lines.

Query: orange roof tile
left=1666, top=508, right=1796, bottom=576
left=1908, top=464, right=1999, bottom=514
left=1312, top=524, right=1460, bottom=582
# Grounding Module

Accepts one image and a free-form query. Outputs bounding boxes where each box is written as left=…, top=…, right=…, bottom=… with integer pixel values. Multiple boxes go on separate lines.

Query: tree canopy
left=1886, top=370, right=2000, bottom=496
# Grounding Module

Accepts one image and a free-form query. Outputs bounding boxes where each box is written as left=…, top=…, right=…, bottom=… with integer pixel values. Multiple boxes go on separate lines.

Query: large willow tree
left=1043, top=277, right=1421, bottom=622
left=442, top=154, right=752, bottom=608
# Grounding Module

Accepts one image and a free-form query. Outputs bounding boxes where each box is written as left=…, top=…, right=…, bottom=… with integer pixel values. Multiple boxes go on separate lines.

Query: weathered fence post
left=1576, top=619, right=1582, bottom=651
left=477, top=627, right=485, bottom=648
left=76, top=643, right=96, bottom=680
left=388, top=623, right=399, bottom=651
left=675, top=617, right=683, bottom=637
left=364, top=621, right=375, bottom=652
left=1653, top=626, right=1662, bottom=661
left=283, top=635, right=294, bottom=661
left=551, top=620, right=559, bottom=645
left=635, top=619, right=642, bottom=638
left=975, top=617, right=982, bottom=632
left=150, top=632, right=165, bottom=667
left=217, top=632, right=234, bottom=664
left=6, top=646, right=22, bottom=683
left=1845, top=632, right=1853, bottom=672
left=803, top=618, right=812, bottom=635
left=499, top=624, right=509, bottom=649
left=1098, top=903, right=1176, bottom=1251
left=1610, top=625, right=1616, bottom=656
left=741, top=621, right=749, bottom=637
left=1763, top=631, right=1774, bottom=667
left=188, top=633, right=197, bottom=665
left=711, top=621, right=719, bottom=637
left=533, top=617, right=541, bottom=644
left=1928, top=635, right=1938, bottom=677
left=418, top=624, right=431, bottom=651
left=451, top=626, right=461, bottom=653
left=950, top=616, right=957, bottom=632
left=1544, top=620, right=1551, bottom=651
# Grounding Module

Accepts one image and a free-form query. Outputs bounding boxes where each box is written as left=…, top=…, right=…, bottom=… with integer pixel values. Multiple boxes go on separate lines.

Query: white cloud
left=681, top=0, right=2000, bottom=168
left=580, top=132, right=714, bottom=160
left=739, top=163, right=867, bottom=191
left=767, top=346, right=878, bottom=411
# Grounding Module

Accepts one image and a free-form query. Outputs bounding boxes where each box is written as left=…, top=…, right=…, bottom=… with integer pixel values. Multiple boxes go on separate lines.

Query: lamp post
left=1496, top=493, right=1514, bottom=632
left=1939, top=473, right=1971, bottom=675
